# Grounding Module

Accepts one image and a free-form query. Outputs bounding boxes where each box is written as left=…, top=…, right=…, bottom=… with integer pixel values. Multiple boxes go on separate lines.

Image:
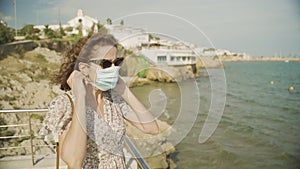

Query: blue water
left=131, top=62, right=300, bottom=169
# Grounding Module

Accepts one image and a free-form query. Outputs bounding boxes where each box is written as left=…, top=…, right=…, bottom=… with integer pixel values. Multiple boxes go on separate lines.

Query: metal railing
left=0, top=109, right=150, bottom=169
left=125, top=135, right=150, bottom=169
left=0, top=109, right=51, bottom=165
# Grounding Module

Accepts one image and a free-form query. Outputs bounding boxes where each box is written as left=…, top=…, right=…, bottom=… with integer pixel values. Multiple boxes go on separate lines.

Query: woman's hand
left=67, top=70, right=96, bottom=109
left=67, top=70, right=89, bottom=96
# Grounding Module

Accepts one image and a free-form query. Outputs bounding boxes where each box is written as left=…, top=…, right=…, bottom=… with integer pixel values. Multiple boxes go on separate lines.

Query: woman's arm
left=59, top=71, right=88, bottom=169
left=114, top=78, right=159, bottom=135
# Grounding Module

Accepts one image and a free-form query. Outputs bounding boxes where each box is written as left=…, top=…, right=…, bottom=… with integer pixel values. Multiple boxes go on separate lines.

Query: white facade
left=105, top=25, right=149, bottom=48
left=67, top=9, right=98, bottom=36
left=194, top=47, right=251, bottom=60
left=34, top=9, right=98, bottom=36
left=34, top=24, right=69, bottom=31
left=196, top=47, right=231, bottom=56
left=140, top=47, right=197, bottom=66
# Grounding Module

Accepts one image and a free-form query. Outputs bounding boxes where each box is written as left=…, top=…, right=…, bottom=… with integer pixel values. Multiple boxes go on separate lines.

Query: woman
left=40, top=33, right=159, bottom=169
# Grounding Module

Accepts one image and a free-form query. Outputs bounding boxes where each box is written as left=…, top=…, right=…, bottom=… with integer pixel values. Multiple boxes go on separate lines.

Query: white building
left=140, top=40, right=197, bottom=66
left=105, top=25, right=149, bottom=49
left=67, top=9, right=98, bottom=36
left=196, top=47, right=231, bottom=57
left=34, top=9, right=98, bottom=36
left=194, top=47, right=251, bottom=60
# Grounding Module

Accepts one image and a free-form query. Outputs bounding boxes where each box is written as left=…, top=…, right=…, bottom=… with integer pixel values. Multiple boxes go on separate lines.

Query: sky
left=0, top=0, right=300, bottom=57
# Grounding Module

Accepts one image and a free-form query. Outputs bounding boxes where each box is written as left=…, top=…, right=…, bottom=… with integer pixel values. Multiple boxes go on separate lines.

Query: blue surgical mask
left=92, top=66, right=121, bottom=91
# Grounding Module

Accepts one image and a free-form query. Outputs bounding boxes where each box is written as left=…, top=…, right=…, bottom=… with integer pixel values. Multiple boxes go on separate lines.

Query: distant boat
left=284, top=60, right=289, bottom=63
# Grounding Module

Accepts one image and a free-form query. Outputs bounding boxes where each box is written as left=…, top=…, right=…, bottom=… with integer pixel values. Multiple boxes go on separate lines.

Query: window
left=171, top=56, right=175, bottom=61
left=157, top=56, right=167, bottom=64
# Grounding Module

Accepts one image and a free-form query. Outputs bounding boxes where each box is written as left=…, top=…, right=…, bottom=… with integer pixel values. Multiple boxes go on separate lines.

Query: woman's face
left=88, top=46, right=117, bottom=82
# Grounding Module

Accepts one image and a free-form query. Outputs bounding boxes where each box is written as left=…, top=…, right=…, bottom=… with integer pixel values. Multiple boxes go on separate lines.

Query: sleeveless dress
left=39, top=90, right=132, bottom=169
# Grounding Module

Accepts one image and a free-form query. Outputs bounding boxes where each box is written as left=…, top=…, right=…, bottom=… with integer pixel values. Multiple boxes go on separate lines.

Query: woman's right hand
left=67, top=70, right=88, bottom=96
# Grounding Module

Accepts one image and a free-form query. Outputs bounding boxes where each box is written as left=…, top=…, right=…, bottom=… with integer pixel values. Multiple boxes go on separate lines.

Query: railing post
left=28, top=112, right=35, bottom=165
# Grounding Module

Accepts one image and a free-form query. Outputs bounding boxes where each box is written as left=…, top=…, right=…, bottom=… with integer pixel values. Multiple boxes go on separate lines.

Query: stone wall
left=0, top=41, right=37, bottom=59
left=0, top=40, right=71, bottom=60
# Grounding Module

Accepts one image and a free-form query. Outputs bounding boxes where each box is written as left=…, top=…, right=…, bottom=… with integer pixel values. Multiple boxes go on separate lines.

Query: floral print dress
left=40, top=90, right=131, bottom=169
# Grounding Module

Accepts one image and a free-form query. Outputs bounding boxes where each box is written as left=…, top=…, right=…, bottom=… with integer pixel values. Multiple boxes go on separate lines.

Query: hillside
left=0, top=47, right=63, bottom=110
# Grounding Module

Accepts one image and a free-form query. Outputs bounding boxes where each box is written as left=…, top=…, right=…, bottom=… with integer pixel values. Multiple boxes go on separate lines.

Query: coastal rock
left=146, top=66, right=195, bottom=82
left=32, top=47, right=63, bottom=63
left=125, top=120, right=176, bottom=169
left=0, top=100, right=13, bottom=109
left=16, top=73, right=32, bottom=82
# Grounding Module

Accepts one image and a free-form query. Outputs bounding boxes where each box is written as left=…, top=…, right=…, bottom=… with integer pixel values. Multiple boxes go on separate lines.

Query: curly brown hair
left=52, top=33, right=118, bottom=91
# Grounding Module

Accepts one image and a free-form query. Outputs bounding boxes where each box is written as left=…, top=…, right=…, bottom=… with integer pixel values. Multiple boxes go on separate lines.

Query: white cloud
left=0, top=12, right=13, bottom=22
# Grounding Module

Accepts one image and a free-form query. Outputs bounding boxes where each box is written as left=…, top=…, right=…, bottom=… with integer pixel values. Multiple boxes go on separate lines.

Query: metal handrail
left=0, top=109, right=48, bottom=113
left=0, top=109, right=50, bottom=165
left=0, top=109, right=151, bottom=168
left=125, top=135, right=150, bottom=169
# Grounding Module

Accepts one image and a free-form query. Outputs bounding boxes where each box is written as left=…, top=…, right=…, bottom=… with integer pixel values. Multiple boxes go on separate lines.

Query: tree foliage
left=20, top=24, right=40, bottom=36
left=97, top=23, right=107, bottom=34
left=106, top=18, right=112, bottom=25
left=120, top=20, right=124, bottom=25
left=0, top=23, right=14, bottom=44
left=44, top=24, right=61, bottom=39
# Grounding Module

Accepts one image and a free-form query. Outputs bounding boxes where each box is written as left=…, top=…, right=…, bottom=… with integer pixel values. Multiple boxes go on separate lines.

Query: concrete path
left=0, top=154, right=67, bottom=169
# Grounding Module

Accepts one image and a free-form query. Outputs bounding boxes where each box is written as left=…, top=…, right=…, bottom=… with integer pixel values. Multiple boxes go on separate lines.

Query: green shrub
left=25, top=34, right=40, bottom=40
left=30, top=114, right=45, bottom=122
left=36, top=54, right=47, bottom=62
left=0, top=23, right=14, bottom=44
left=2, top=95, right=16, bottom=102
left=137, top=69, right=148, bottom=78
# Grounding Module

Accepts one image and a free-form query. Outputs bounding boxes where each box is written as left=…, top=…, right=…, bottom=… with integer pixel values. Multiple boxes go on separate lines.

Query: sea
left=131, top=61, right=300, bottom=169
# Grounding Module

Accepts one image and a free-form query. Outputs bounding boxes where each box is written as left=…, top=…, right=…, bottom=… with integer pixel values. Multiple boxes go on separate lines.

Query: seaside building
left=34, top=9, right=98, bottom=36
left=198, top=48, right=231, bottom=57
left=105, top=24, right=198, bottom=66
left=195, top=47, right=251, bottom=60
left=105, top=25, right=149, bottom=49
left=140, top=40, right=197, bottom=66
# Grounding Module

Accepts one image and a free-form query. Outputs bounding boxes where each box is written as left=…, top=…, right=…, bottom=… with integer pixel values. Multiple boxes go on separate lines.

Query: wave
left=226, top=90, right=300, bottom=113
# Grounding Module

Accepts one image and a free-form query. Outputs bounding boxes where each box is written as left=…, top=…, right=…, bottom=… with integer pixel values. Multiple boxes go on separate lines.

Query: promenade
left=0, top=154, right=67, bottom=169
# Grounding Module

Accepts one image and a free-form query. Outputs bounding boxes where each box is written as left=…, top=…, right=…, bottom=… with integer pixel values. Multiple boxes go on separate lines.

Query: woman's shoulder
left=48, top=92, right=74, bottom=113
left=49, top=93, right=69, bottom=106
left=40, top=92, right=73, bottom=142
